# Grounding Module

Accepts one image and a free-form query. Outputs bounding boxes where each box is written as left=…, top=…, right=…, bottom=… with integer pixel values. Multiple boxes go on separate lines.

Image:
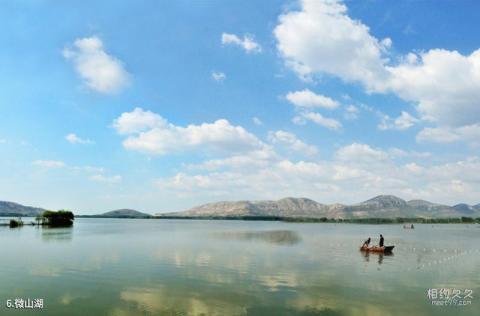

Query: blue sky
left=1, top=0, right=480, bottom=214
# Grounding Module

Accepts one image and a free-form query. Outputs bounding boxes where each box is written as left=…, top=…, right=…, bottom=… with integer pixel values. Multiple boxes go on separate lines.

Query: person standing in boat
left=379, top=234, right=384, bottom=247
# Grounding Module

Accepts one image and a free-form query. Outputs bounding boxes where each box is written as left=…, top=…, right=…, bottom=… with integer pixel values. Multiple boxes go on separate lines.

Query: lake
left=0, top=219, right=478, bottom=315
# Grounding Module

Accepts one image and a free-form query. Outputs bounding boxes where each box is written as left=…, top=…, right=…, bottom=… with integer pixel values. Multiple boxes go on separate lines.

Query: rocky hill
left=174, top=197, right=335, bottom=218
left=160, top=195, right=480, bottom=219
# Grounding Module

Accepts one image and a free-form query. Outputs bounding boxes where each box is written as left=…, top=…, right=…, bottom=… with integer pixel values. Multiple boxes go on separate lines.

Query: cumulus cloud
left=65, top=133, right=94, bottom=144
left=274, top=0, right=480, bottom=141
left=32, top=160, right=66, bottom=168
left=211, top=71, right=226, bottom=82
left=221, top=33, right=261, bottom=53
left=155, top=145, right=480, bottom=205
left=293, top=112, right=342, bottom=130
left=274, top=0, right=390, bottom=86
left=386, top=49, right=480, bottom=127
left=156, top=159, right=330, bottom=198
left=187, top=147, right=277, bottom=171
left=335, top=143, right=387, bottom=163
left=404, top=162, right=423, bottom=175
left=286, top=89, right=339, bottom=109
left=268, top=130, right=318, bottom=155
left=63, top=36, right=129, bottom=93
left=378, top=111, right=418, bottom=130
left=113, top=107, right=167, bottom=134
left=113, top=108, right=266, bottom=155
left=416, top=124, right=480, bottom=145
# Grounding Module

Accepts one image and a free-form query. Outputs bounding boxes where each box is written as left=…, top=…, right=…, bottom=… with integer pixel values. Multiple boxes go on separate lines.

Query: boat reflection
left=362, top=250, right=394, bottom=265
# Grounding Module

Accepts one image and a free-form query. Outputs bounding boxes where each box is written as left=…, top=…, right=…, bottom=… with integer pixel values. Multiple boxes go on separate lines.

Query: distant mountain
left=452, top=203, right=476, bottom=215
left=0, top=201, right=45, bottom=217
left=2, top=197, right=479, bottom=220
left=96, top=209, right=152, bottom=218
left=342, top=196, right=457, bottom=218
left=160, top=195, right=480, bottom=219
left=360, top=195, right=407, bottom=208
left=406, top=199, right=442, bottom=208
left=164, top=197, right=334, bottom=218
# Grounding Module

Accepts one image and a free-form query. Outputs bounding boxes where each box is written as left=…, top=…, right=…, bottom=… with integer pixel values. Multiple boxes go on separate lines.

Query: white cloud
left=268, top=130, right=318, bottom=156
left=404, top=162, right=423, bottom=175
left=332, top=165, right=368, bottom=181
left=386, top=49, right=480, bottom=127
left=416, top=124, right=480, bottom=145
left=156, top=148, right=480, bottom=205
left=211, top=71, right=226, bottom=82
left=65, top=133, right=94, bottom=144
left=344, top=105, right=359, bottom=120
left=32, top=160, right=66, bottom=168
left=335, top=143, right=387, bottom=163
left=378, top=111, right=418, bottom=130
left=187, top=147, right=277, bottom=171
left=90, top=174, right=122, bottom=184
left=388, top=148, right=431, bottom=159
left=274, top=0, right=480, bottom=141
left=63, top=36, right=129, bottom=93
left=285, top=89, right=339, bottom=109
left=252, top=117, right=263, bottom=126
left=113, top=107, right=167, bottom=135
left=221, top=33, right=262, bottom=53
left=293, top=112, right=342, bottom=130
left=113, top=108, right=266, bottom=155
left=416, top=127, right=460, bottom=143
left=156, top=159, right=330, bottom=198
left=427, top=157, right=480, bottom=183
left=274, top=0, right=390, bottom=88
left=0, top=139, right=6, bottom=144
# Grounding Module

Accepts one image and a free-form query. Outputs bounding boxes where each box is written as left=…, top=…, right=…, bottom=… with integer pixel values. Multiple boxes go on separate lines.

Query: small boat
left=360, top=245, right=394, bottom=253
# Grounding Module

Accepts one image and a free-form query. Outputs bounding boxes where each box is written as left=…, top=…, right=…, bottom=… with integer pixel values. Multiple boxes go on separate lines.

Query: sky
left=1, top=0, right=480, bottom=214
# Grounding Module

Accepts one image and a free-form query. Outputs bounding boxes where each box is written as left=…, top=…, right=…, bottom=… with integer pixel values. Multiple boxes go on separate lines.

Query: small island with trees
left=36, top=210, right=75, bottom=227
left=5, top=210, right=74, bottom=228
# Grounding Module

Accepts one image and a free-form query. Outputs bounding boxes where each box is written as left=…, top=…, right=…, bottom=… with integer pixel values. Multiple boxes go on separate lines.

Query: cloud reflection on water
left=212, top=230, right=301, bottom=245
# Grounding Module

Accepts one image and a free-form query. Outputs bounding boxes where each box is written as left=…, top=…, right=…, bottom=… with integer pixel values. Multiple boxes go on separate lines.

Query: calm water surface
left=0, top=219, right=479, bottom=315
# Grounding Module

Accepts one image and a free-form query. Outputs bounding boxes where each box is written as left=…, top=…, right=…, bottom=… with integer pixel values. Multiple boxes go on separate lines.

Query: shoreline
left=2, top=215, right=479, bottom=224
left=82, top=215, right=480, bottom=224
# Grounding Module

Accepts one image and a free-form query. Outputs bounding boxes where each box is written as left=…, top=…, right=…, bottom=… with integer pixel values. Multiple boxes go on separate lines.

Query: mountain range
left=2, top=195, right=480, bottom=219
left=160, top=195, right=480, bottom=219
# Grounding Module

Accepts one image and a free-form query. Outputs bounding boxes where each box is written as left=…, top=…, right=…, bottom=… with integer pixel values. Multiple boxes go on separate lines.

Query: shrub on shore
left=9, top=218, right=23, bottom=228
